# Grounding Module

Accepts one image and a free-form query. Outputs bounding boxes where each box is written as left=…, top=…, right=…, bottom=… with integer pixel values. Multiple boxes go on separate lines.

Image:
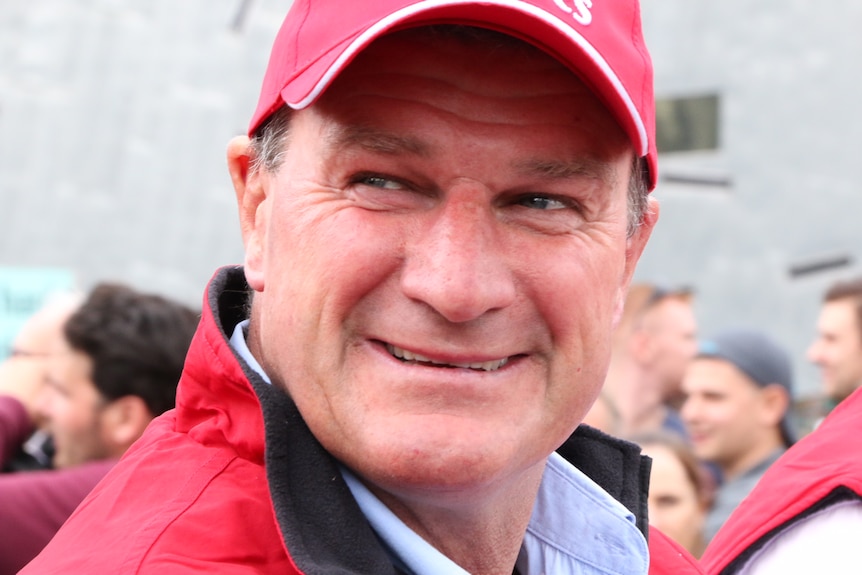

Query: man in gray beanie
left=680, top=328, right=795, bottom=542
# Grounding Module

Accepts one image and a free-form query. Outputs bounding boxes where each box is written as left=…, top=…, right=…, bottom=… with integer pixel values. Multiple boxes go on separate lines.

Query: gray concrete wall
left=0, top=0, right=286, bottom=305
left=637, top=0, right=862, bottom=400
left=2, top=0, right=860, bottom=399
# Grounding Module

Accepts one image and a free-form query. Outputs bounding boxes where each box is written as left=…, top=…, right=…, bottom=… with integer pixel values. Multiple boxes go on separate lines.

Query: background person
left=0, top=282, right=198, bottom=575
left=599, top=283, right=698, bottom=438
left=807, top=276, right=862, bottom=413
left=581, top=390, right=622, bottom=436
left=680, top=328, right=795, bottom=542
left=700, top=386, right=862, bottom=575
left=634, top=430, right=714, bottom=559
left=23, top=2, right=703, bottom=574
left=0, top=291, right=83, bottom=471
left=700, top=280, right=862, bottom=574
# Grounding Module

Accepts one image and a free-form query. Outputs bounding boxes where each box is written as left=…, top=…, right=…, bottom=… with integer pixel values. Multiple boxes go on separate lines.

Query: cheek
left=725, top=403, right=750, bottom=428
left=678, top=499, right=705, bottom=534
left=665, top=499, right=697, bottom=527
left=52, top=396, right=72, bottom=423
left=648, top=504, right=675, bottom=533
left=698, top=402, right=723, bottom=423
left=257, top=210, right=403, bottom=391
left=704, top=407, right=729, bottom=430
left=538, top=286, right=607, bottom=368
left=61, top=402, right=88, bottom=432
left=47, top=401, right=78, bottom=442
left=533, top=248, right=623, bottom=340
left=266, top=202, right=399, bottom=288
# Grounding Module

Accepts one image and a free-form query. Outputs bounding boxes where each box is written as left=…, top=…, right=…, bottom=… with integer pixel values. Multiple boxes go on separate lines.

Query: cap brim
left=251, top=1, right=655, bottom=188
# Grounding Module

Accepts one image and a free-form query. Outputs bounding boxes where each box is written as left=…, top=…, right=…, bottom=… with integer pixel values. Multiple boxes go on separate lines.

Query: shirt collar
left=230, top=319, right=271, bottom=384
left=343, top=452, right=648, bottom=575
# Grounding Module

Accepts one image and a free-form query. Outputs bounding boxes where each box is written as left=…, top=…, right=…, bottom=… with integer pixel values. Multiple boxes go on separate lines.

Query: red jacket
left=701, top=386, right=862, bottom=574
left=23, top=267, right=701, bottom=574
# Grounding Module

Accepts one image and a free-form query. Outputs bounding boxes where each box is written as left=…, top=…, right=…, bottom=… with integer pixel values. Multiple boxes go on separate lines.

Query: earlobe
left=611, top=291, right=626, bottom=328
left=227, top=136, right=268, bottom=292
left=625, top=197, right=659, bottom=271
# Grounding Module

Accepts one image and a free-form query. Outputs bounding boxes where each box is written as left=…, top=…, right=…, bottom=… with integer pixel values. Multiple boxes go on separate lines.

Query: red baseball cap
left=249, top=0, right=657, bottom=190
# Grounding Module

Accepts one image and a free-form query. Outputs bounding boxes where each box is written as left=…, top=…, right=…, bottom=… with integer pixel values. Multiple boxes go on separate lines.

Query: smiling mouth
left=385, top=344, right=510, bottom=372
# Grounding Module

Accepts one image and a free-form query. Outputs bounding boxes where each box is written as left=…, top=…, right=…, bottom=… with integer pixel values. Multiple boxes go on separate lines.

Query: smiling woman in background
left=635, top=431, right=714, bottom=558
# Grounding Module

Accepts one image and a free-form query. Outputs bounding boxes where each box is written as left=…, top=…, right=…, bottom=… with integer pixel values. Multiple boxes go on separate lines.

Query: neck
left=369, top=463, right=544, bottom=575
left=721, top=439, right=783, bottom=481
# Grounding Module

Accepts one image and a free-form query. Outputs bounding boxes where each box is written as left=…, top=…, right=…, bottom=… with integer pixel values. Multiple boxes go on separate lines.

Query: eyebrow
left=9, top=348, right=51, bottom=359
left=514, top=157, right=616, bottom=183
left=328, top=123, right=617, bottom=184
left=328, top=124, right=432, bottom=157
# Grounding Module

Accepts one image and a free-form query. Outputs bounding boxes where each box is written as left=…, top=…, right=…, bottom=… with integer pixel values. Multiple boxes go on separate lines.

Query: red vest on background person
left=701, top=386, right=862, bottom=574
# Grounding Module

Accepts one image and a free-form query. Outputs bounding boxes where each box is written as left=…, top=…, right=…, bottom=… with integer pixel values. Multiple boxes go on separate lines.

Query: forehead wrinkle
left=328, top=123, right=433, bottom=157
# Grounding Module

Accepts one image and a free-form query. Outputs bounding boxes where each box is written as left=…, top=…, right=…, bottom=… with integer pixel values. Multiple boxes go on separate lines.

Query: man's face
left=807, top=299, right=862, bottom=403
left=680, top=358, right=768, bottom=475
left=235, top=31, right=656, bottom=501
left=0, top=300, right=77, bottom=428
left=641, top=297, right=698, bottom=399
left=38, top=340, right=109, bottom=469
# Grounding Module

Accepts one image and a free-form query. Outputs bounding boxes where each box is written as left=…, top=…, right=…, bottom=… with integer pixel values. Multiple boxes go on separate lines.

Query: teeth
left=386, top=344, right=509, bottom=372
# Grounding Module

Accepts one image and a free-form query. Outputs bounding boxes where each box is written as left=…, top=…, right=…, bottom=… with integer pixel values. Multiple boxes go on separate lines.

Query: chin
left=377, top=459, right=509, bottom=501
left=372, top=436, right=535, bottom=494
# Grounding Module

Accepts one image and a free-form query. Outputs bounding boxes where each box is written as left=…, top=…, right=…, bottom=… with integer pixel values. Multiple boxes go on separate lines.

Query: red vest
left=701, top=386, right=862, bottom=574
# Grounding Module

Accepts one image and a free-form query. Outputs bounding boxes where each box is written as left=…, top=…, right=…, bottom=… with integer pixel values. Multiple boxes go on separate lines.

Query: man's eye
left=358, top=175, right=404, bottom=190
left=517, top=195, right=568, bottom=211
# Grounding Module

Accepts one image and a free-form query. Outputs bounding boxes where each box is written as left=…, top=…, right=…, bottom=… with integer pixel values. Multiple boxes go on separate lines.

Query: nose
left=679, top=395, right=698, bottom=425
left=34, top=383, right=54, bottom=424
left=400, top=184, right=516, bottom=323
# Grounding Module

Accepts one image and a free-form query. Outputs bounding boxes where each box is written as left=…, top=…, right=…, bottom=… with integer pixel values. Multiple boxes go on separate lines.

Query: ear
left=99, top=395, right=154, bottom=457
left=624, top=196, right=659, bottom=281
left=759, top=383, right=791, bottom=428
left=227, top=135, right=270, bottom=292
left=612, top=197, right=660, bottom=327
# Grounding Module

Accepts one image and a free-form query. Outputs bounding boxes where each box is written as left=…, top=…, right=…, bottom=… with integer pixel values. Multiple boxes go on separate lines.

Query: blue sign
left=0, top=267, right=76, bottom=359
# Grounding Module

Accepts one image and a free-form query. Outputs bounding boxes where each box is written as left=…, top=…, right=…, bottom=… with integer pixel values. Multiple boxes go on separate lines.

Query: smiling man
left=701, top=280, right=862, bottom=575
left=807, top=277, right=862, bottom=409
left=23, top=2, right=703, bottom=574
left=681, top=329, right=795, bottom=543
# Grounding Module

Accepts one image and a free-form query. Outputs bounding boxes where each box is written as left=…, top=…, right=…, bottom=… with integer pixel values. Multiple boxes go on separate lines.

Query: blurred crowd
left=2, top=272, right=862, bottom=571
left=584, top=277, right=862, bottom=560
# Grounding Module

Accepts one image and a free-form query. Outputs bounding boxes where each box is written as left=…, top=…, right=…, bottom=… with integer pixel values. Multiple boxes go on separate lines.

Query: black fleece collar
left=208, top=266, right=651, bottom=574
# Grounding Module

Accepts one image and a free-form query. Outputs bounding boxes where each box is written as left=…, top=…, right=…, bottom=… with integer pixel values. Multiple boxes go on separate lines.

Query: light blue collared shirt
left=230, top=320, right=649, bottom=574
left=230, top=320, right=270, bottom=384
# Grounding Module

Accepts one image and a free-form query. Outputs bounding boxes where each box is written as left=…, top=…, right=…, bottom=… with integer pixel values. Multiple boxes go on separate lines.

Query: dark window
left=656, top=94, right=720, bottom=153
